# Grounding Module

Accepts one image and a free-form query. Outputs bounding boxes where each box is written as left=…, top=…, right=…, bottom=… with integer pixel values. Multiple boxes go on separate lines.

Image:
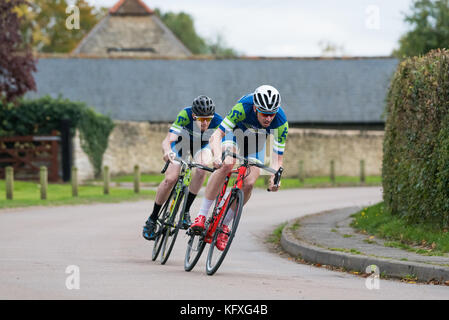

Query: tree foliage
left=0, top=0, right=36, bottom=102
left=154, top=8, right=239, bottom=58
left=394, top=0, right=449, bottom=58
left=18, top=0, right=106, bottom=53
left=0, top=96, right=115, bottom=177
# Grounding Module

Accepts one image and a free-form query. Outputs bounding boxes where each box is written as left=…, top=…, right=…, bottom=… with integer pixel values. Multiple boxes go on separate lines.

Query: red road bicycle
left=184, top=149, right=283, bottom=275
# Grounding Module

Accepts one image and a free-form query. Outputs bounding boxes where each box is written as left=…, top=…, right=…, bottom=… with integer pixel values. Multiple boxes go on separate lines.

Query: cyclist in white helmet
left=190, top=85, right=288, bottom=251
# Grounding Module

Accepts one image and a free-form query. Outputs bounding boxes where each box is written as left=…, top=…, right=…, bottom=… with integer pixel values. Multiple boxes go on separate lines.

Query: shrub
left=383, top=49, right=449, bottom=228
left=0, top=95, right=114, bottom=177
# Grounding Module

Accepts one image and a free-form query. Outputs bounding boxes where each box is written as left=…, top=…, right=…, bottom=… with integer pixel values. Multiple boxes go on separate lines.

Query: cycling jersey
left=219, top=94, right=289, bottom=156
left=169, top=107, right=224, bottom=158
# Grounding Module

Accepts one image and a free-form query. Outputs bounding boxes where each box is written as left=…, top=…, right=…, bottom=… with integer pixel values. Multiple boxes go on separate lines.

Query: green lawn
left=106, top=173, right=382, bottom=189
left=351, top=202, right=449, bottom=256
left=0, top=174, right=381, bottom=210
left=0, top=180, right=155, bottom=209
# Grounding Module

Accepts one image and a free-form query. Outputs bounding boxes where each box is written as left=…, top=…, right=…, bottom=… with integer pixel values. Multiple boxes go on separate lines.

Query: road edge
left=280, top=208, right=449, bottom=283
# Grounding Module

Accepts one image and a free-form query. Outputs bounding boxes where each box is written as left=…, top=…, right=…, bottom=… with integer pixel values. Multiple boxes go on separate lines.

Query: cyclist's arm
left=210, top=103, right=246, bottom=167
left=161, top=131, right=179, bottom=161
left=272, top=121, right=288, bottom=160
left=209, top=128, right=225, bottom=166
left=163, top=109, right=190, bottom=161
left=268, top=121, right=288, bottom=191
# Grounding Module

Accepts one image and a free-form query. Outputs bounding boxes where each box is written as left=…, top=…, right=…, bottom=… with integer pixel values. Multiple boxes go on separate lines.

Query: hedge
left=383, top=49, right=449, bottom=228
left=0, top=96, right=115, bottom=177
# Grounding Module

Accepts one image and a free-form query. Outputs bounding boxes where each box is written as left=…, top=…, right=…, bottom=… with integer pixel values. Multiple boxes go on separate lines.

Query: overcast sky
left=85, top=0, right=415, bottom=57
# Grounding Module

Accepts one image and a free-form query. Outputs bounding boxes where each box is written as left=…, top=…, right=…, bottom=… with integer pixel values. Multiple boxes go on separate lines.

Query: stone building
left=72, top=0, right=192, bottom=57
left=30, top=56, right=396, bottom=180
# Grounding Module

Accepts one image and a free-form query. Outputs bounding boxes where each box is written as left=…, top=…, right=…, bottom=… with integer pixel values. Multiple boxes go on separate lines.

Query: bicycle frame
left=162, top=156, right=214, bottom=228
left=204, top=150, right=283, bottom=241
left=163, top=161, right=192, bottom=229
left=204, top=165, right=247, bottom=243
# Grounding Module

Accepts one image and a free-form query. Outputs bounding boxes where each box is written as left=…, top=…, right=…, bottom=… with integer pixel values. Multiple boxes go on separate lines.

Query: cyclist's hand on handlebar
left=212, top=156, right=223, bottom=169
left=268, top=175, right=281, bottom=192
left=163, top=151, right=176, bottom=163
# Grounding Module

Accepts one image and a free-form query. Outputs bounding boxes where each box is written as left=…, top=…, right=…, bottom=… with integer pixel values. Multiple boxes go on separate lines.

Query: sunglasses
left=256, top=107, right=276, bottom=117
left=194, top=116, right=213, bottom=122
left=258, top=111, right=276, bottom=118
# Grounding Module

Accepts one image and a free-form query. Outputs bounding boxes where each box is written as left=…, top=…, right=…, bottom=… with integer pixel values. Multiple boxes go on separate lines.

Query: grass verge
left=104, top=173, right=381, bottom=189
left=0, top=180, right=155, bottom=209
left=267, top=222, right=288, bottom=244
left=350, top=202, right=449, bottom=256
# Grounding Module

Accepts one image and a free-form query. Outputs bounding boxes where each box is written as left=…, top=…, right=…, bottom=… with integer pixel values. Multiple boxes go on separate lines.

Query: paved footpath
left=281, top=206, right=449, bottom=283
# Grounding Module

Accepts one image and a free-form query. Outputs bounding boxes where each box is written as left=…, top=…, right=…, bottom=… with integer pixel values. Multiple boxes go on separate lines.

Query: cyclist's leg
left=151, top=143, right=182, bottom=220
left=189, top=146, right=213, bottom=195
left=240, top=138, right=265, bottom=205
left=203, top=132, right=237, bottom=202
left=143, top=157, right=182, bottom=240
left=181, top=146, right=213, bottom=228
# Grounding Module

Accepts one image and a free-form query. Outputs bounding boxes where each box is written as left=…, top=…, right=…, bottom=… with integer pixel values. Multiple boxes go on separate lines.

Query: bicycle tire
left=160, top=186, right=187, bottom=265
left=205, top=188, right=244, bottom=276
left=184, top=188, right=223, bottom=272
left=184, top=232, right=207, bottom=272
left=151, top=185, right=176, bottom=261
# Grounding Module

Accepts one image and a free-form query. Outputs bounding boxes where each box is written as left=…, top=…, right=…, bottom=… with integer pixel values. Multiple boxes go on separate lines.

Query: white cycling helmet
left=253, top=85, right=281, bottom=114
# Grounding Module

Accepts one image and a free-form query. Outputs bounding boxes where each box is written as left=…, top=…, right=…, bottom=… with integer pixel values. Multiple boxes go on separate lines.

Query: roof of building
left=72, top=0, right=191, bottom=57
left=109, top=0, right=153, bottom=15
left=29, top=56, right=399, bottom=124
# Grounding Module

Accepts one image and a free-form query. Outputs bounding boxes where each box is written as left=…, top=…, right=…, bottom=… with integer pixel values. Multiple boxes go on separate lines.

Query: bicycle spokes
left=205, top=189, right=244, bottom=276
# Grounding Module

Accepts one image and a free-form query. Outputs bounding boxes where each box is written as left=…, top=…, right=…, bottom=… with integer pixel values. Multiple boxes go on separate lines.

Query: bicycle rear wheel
left=160, top=186, right=187, bottom=265
left=205, top=188, right=244, bottom=276
left=151, top=185, right=176, bottom=261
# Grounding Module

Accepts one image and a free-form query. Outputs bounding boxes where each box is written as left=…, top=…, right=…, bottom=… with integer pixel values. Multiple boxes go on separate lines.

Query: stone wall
left=283, top=128, right=384, bottom=178
left=73, top=121, right=384, bottom=181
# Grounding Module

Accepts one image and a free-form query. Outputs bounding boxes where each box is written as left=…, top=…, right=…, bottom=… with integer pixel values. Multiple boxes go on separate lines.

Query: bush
left=383, top=49, right=449, bottom=228
left=0, top=96, right=115, bottom=177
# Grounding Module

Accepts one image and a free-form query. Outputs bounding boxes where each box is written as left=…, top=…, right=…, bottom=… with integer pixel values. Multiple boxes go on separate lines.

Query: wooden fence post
left=360, top=160, right=366, bottom=184
left=40, top=166, right=47, bottom=200
left=330, top=160, right=335, bottom=184
left=72, top=166, right=78, bottom=197
left=298, top=160, right=305, bottom=183
left=134, top=165, right=140, bottom=194
left=6, top=166, right=13, bottom=200
left=103, top=166, right=110, bottom=195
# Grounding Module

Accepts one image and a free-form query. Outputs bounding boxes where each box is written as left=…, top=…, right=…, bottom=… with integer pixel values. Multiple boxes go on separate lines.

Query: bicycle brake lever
left=161, top=160, right=170, bottom=174
left=267, top=167, right=284, bottom=192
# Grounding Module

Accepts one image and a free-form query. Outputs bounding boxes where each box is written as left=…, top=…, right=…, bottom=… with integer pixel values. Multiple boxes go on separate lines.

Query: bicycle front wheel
left=160, top=186, right=187, bottom=265
left=151, top=185, right=176, bottom=261
left=184, top=231, right=207, bottom=272
left=205, top=188, right=244, bottom=276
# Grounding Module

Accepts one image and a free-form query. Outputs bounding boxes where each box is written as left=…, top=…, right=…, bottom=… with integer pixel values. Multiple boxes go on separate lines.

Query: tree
left=207, top=33, right=240, bottom=58
left=154, top=9, right=208, bottom=55
left=155, top=8, right=239, bottom=58
left=0, top=0, right=37, bottom=102
left=394, top=0, right=449, bottom=58
left=18, top=0, right=106, bottom=53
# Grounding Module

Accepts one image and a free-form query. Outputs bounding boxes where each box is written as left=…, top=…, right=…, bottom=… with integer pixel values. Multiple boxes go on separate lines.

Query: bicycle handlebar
left=222, top=149, right=284, bottom=191
left=161, top=156, right=215, bottom=174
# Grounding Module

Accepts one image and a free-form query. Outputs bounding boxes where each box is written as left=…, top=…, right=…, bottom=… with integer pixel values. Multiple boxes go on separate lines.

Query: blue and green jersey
left=170, top=106, right=223, bottom=143
left=219, top=94, right=289, bottom=155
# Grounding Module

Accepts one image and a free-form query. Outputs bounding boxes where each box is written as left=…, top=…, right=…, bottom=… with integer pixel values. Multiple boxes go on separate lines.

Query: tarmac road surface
left=1, top=187, right=449, bottom=300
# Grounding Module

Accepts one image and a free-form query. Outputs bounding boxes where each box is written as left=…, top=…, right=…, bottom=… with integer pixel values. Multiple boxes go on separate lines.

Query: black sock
left=149, top=202, right=163, bottom=221
left=185, top=191, right=197, bottom=213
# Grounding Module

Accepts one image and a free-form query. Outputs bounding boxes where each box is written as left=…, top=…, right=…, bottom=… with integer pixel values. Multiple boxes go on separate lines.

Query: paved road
left=1, top=187, right=448, bottom=300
